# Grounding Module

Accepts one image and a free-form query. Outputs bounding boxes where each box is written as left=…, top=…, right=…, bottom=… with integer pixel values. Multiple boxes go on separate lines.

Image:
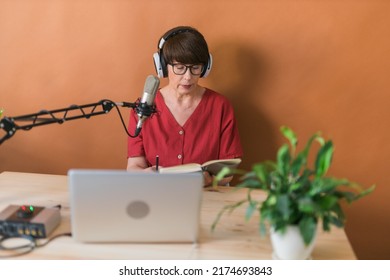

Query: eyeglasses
left=169, top=63, right=204, bottom=76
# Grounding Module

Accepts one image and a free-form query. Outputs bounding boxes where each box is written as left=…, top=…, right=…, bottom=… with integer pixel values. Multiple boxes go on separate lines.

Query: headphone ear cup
left=201, top=53, right=213, bottom=78
left=153, top=52, right=164, bottom=78
left=153, top=52, right=169, bottom=78
left=153, top=53, right=164, bottom=78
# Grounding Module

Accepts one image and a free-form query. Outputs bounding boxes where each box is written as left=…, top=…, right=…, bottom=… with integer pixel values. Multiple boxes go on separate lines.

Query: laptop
left=68, top=169, right=204, bottom=243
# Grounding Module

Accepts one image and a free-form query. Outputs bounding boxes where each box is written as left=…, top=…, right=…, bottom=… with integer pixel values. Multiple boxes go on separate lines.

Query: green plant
left=212, top=126, right=375, bottom=245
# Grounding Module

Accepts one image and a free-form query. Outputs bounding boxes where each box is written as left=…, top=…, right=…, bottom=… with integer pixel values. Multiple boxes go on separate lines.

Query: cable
left=36, top=232, right=72, bottom=248
left=0, top=232, right=72, bottom=259
left=0, top=235, right=36, bottom=258
left=109, top=99, right=140, bottom=138
left=110, top=99, right=158, bottom=139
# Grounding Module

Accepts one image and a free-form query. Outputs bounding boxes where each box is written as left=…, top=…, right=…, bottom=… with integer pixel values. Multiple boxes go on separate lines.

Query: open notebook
left=68, top=169, right=203, bottom=243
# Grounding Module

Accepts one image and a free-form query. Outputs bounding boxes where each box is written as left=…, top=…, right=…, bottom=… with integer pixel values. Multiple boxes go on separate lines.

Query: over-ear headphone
left=153, top=27, right=213, bottom=78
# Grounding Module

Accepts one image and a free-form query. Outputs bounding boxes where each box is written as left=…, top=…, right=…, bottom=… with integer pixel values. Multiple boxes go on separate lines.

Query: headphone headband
left=158, top=28, right=194, bottom=49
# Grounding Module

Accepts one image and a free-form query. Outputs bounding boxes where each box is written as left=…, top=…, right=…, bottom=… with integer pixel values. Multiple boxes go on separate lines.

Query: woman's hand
left=203, top=172, right=233, bottom=187
left=144, top=166, right=158, bottom=172
left=203, top=171, right=213, bottom=187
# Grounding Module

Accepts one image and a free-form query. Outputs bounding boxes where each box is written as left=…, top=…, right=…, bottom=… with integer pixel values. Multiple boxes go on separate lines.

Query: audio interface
left=0, top=205, right=61, bottom=238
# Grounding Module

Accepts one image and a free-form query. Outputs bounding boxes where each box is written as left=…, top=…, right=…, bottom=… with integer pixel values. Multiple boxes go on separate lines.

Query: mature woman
left=127, top=26, right=243, bottom=186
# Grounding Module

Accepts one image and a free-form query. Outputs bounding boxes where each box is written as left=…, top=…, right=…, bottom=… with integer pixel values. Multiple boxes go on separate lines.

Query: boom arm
left=0, top=99, right=140, bottom=145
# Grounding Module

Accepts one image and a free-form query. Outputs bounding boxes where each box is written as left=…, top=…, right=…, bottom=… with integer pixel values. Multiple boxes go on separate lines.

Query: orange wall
left=1, top=1, right=389, bottom=259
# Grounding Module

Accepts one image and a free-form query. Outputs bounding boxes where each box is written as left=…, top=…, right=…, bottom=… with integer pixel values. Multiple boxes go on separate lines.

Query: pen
left=155, top=155, right=159, bottom=172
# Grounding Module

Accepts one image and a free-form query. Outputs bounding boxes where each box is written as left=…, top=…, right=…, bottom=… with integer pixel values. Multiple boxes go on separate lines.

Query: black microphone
left=134, top=75, right=160, bottom=137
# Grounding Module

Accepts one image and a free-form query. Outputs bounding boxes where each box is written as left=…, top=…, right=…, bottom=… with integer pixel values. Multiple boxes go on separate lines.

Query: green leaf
left=253, top=163, right=269, bottom=184
left=266, top=194, right=277, bottom=206
left=239, top=170, right=256, bottom=180
left=211, top=199, right=248, bottom=231
left=291, top=153, right=306, bottom=177
left=236, top=179, right=263, bottom=189
left=291, top=132, right=321, bottom=176
left=315, top=140, right=334, bottom=177
left=269, top=173, right=283, bottom=192
left=213, top=167, right=248, bottom=187
left=299, top=217, right=317, bottom=245
left=245, top=201, right=258, bottom=221
left=328, top=203, right=345, bottom=226
left=323, top=210, right=345, bottom=229
left=245, top=190, right=260, bottom=221
left=213, top=167, right=232, bottom=186
left=259, top=217, right=268, bottom=237
left=322, top=214, right=331, bottom=231
left=280, top=126, right=298, bottom=153
left=288, top=182, right=302, bottom=192
left=351, top=184, right=376, bottom=201
left=318, top=195, right=338, bottom=210
left=276, top=194, right=290, bottom=220
left=298, top=197, right=315, bottom=213
left=277, top=144, right=291, bottom=176
left=309, top=177, right=350, bottom=196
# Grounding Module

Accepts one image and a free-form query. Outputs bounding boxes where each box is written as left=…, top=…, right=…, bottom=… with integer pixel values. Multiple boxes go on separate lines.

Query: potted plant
left=212, top=126, right=375, bottom=259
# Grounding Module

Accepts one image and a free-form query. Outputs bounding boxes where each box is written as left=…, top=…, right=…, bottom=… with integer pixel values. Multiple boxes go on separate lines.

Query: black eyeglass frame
left=168, top=63, right=204, bottom=76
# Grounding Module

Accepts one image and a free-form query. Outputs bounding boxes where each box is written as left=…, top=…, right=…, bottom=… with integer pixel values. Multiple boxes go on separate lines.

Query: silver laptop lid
left=68, top=169, right=203, bottom=243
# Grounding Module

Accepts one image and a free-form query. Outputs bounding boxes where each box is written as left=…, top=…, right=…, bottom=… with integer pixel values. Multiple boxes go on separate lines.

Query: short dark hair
left=161, top=26, right=210, bottom=66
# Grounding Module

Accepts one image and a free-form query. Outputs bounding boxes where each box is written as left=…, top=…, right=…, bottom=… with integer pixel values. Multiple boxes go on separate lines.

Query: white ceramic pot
left=270, top=225, right=317, bottom=260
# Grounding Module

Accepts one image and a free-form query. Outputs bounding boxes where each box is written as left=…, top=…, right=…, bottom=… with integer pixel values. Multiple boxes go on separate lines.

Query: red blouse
left=127, top=88, right=243, bottom=168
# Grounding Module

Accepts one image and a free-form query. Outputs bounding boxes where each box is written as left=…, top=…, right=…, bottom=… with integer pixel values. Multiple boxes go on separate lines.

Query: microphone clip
left=134, top=99, right=157, bottom=118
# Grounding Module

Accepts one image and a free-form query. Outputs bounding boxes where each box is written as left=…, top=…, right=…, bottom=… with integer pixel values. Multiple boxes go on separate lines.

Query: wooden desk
left=0, top=171, right=356, bottom=259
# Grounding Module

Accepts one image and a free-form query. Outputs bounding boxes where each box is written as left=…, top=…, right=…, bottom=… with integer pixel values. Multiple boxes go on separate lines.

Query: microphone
left=134, top=75, right=160, bottom=137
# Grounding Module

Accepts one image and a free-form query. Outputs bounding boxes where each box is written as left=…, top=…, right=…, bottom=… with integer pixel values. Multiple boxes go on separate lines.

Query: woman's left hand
left=203, top=171, right=213, bottom=187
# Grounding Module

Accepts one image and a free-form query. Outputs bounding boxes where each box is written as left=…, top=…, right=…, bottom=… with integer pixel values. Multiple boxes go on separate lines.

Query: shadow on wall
left=208, top=41, right=278, bottom=173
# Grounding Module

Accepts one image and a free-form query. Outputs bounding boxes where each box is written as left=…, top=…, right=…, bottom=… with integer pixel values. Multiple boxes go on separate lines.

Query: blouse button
left=179, top=130, right=184, bottom=135
left=177, top=154, right=182, bottom=159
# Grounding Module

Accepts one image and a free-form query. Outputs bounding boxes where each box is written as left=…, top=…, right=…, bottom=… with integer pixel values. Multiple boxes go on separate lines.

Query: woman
left=127, top=26, right=243, bottom=186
